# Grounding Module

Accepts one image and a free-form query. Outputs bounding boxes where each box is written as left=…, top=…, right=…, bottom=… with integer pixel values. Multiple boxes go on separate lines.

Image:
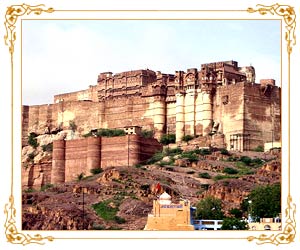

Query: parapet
left=260, top=79, right=275, bottom=86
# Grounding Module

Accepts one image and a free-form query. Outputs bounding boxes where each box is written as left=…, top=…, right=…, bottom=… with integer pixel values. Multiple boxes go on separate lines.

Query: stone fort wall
left=22, top=135, right=162, bottom=188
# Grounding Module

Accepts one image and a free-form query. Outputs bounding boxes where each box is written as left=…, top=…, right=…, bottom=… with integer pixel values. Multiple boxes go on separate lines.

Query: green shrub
left=24, top=188, right=36, bottom=193
left=146, top=152, right=164, bottom=164
left=84, top=128, right=126, bottom=138
left=199, top=172, right=211, bottom=179
left=187, top=170, right=195, bottom=174
left=223, top=167, right=239, bottom=175
left=250, top=158, right=264, bottom=167
left=227, top=156, right=239, bottom=162
left=90, top=168, right=103, bottom=175
left=134, top=164, right=142, bottom=168
left=40, top=183, right=54, bottom=192
left=160, top=134, right=176, bottom=145
left=200, top=184, right=210, bottom=190
left=220, top=148, right=230, bottom=155
left=41, top=143, right=53, bottom=152
left=199, top=148, right=212, bottom=155
left=114, top=216, right=126, bottom=224
left=141, top=129, right=153, bottom=138
left=27, top=152, right=35, bottom=161
left=180, top=151, right=199, bottom=162
left=254, top=145, right=264, bottom=152
left=165, top=147, right=183, bottom=156
left=28, top=132, right=39, bottom=148
left=213, top=175, right=239, bottom=181
left=239, top=156, right=252, bottom=166
left=77, top=173, right=85, bottom=181
left=69, top=120, right=77, bottom=131
left=182, top=135, right=194, bottom=142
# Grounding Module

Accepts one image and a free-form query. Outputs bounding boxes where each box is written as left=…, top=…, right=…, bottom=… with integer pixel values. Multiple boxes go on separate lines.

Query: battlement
left=97, top=69, right=157, bottom=85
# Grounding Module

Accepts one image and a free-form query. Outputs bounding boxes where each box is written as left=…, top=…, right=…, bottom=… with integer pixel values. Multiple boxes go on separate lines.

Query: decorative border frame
left=2, top=2, right=296, bottom=246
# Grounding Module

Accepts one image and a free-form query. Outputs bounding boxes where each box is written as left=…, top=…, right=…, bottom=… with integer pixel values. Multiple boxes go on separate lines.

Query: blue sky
left=22, top=20, right=281, bottom=105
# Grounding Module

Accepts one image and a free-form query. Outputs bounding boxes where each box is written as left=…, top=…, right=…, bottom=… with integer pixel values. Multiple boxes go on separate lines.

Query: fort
left=22, top=60, right=280, bottom=150
left=22, top=60, right=281, bottom=187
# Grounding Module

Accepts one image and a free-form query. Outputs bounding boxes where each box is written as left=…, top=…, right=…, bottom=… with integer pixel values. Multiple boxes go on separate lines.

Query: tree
left=229, top=208, right=243, bottom=218
left=245, top=183, right=281, bottom=221
left=195, top=196, right=224, bottom=220
left=221, top=218, right=248, bottom=230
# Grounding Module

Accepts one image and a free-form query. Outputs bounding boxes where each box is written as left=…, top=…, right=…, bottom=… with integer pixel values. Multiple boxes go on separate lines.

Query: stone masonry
left=22, top=60, right=280, bottom=151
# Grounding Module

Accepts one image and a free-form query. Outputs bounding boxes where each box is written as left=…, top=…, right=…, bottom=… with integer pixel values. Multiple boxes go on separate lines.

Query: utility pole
left=82, top=187, right=86, bottom=230
left=127, top=134, right=130, bottom=167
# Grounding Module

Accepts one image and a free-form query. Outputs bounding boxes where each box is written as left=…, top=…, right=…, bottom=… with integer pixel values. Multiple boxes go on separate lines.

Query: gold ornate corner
left=3, top=3, right=54, bottom=246
left=4, top=3, right=54, bottom=55
left=247, top=195, right=296, bottom=245
left=4, top=195, right=54, bottom=245
left=247, top=3, right=296, bottom=54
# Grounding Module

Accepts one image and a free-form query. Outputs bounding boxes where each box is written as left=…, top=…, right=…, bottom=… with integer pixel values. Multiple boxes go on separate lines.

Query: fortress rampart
left=23, top=134, right=162, bottom=188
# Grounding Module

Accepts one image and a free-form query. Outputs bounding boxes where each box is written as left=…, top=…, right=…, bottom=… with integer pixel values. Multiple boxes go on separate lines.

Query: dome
left=158, top=192, right=172, bottom=205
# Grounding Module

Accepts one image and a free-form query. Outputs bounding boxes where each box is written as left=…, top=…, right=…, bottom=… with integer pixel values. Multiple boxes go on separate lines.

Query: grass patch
left=83, top=128, right=126, bottom=138
left=213, top=175, right=239, bottom=181
left=164, top=147, right=183, bottom=156
left=24, top=188, right=36, bottom=193
left=180, top=151, right=199, bottom=162
left=92, top=196, right=124, bottom=222
left=223, top=167, right=239, bottom=175
left=146, top=152, right=164, bottom=164
left=40, top=183, right=54, bottom=192
left=199, top=172, right=211, bottom=179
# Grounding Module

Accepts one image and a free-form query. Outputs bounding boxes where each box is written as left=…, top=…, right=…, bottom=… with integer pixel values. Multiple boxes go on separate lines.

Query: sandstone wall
left=243, top=83, right=281, bottom=149
left=213, top=82, right=281, bottom=150
left=22, top=163, right=52, bottom=189
left=51, top=135, right=162, bottom=184
left=54, top=85, right=98, bottom=103
left=214, top=83, right=245, bottom=149
left=24, top=94, right=168, bottom=142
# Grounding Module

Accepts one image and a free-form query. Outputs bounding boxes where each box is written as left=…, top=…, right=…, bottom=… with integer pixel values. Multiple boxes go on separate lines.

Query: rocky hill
left=22, top=139, right=280, bottom=230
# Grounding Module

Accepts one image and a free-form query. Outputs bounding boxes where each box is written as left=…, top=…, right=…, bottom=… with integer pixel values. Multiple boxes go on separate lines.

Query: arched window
left=264, top=225, right=271, bottom=230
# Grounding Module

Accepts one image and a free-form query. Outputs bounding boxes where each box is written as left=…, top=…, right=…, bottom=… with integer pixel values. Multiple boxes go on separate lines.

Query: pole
left=82, top=187, right=85, bottom=230
left=128, top=134, right=130, bottom=167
